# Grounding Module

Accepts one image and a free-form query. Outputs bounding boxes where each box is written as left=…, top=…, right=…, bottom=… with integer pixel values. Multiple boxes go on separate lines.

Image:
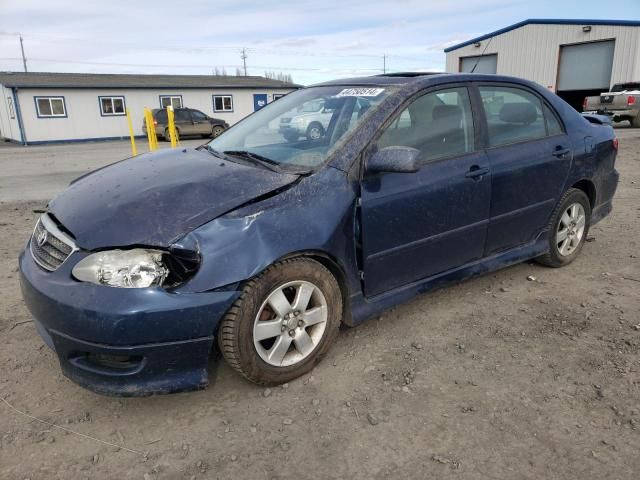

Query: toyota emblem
left=37, top=229, right=48, bottom=247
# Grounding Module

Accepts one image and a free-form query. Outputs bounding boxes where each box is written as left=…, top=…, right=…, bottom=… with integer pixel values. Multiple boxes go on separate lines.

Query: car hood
left=48, top=148, right=299, bottom=249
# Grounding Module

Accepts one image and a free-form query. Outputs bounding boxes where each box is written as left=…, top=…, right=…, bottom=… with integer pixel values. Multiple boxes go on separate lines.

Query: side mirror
left=367, top=146, right=421, bottom=174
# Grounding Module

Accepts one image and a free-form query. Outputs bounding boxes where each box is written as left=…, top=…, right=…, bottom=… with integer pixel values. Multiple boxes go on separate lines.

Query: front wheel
left=536, top=188, right=591, bottom=267
left=306, top=122, right=324, bottom=141
left=211, top=125, right=225, bottom=138
left=218, top=257, right=342, bottom=385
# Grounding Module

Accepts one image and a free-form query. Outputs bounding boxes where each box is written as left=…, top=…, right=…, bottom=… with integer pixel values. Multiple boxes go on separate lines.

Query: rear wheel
left=536, top=188, right=591, bottom=267
left=164, top=127, right=180, bottom=141
left=218, top=257, right=342, bottom=385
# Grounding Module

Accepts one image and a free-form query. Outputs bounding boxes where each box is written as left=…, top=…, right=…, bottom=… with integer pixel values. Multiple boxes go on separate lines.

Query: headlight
left=72, top=249, right=168, bottom=288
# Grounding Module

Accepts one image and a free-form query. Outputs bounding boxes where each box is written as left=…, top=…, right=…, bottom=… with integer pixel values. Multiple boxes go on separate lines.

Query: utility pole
left=240, top=48, right=248, bottom=76
left=383, top=55, right=386, bottom=74
left=19, top=35, right=27, bottom=72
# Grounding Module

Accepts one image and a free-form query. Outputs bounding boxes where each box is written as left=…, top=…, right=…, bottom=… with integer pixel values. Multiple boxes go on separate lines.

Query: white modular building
left=0, top=72, right=298, bottom=144
left=444, top=19, right=640, bottom=110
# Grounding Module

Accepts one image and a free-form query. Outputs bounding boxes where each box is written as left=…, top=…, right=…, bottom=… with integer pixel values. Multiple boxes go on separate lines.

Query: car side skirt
left=346, top=236, right=549, bottom=326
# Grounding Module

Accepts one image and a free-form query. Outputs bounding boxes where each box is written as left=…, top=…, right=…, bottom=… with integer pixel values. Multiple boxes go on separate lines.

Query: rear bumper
left=584, top=109, right=639, bottom=120
left=19, top=248, right=240, bottom=396
left=279, top=125, right=302, bottom=135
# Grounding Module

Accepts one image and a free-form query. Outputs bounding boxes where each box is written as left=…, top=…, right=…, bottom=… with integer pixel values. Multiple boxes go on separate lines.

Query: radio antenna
left=470, top=35, right=493, bottom=73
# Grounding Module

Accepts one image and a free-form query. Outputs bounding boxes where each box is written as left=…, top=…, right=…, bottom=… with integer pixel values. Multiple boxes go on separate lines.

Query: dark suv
left=143, top=108, right=229, bottom=140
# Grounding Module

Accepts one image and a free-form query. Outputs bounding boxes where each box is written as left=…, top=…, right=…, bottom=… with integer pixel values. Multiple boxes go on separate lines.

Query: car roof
left=311, top=72, right=537, bottom=89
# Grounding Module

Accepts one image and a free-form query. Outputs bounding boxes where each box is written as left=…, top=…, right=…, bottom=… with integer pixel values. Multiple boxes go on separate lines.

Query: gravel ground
left=0, top=129, right=639, bottom=479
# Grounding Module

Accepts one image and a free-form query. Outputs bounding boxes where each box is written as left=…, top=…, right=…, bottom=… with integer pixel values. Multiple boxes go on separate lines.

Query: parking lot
left=1, top=128, right=639, bottom=479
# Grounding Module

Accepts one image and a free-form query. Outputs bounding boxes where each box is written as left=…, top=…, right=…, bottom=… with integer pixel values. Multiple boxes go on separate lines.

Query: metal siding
left=445, top=24, right=639, bottom=91
left=16, top=87, right=295, bottom=143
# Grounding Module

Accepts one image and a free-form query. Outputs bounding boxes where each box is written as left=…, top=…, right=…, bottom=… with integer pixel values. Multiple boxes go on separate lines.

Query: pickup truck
left=583, top=82, right=640, bottom=127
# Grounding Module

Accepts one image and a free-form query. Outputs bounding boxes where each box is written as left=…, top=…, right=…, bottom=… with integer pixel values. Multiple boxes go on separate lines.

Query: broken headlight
left=72, top=249, right=169, bottom=288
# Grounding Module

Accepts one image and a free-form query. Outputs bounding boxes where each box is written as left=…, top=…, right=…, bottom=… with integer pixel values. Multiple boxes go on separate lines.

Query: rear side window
left=155, top=110, right=167, bottom=123
left=376, top=87, right=475, bottom=163
left=543, top=104, right=564, bottom=136
left=479, top=86, right=546, bottom=147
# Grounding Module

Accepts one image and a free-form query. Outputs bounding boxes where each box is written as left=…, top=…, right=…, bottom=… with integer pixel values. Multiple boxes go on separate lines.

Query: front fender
left=173, top=167, right=361, bottom=295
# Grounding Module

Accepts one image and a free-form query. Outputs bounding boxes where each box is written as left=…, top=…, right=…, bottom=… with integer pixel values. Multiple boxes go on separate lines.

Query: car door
left=190, top=109, right=211, bottom=135
left=477, top=84, right=572, bottom=255
left=359, top=86, right=492, bottom=297
left=174, top=109, right=194, bottom=136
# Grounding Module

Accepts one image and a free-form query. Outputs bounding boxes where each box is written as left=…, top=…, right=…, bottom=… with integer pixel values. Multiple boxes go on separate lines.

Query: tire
left=218, top=257, right=342, bottom=385
left=536, top=188, right=591, bottom=268
left=164, top=127, right=180, bottom=141
left=306, top=122, right=324, bottom=141
left=211, top=125, right=225, bottom=138
left=631, top=114, right=640, bottom=128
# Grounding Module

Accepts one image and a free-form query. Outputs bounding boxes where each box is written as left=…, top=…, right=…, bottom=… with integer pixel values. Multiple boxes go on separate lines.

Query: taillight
left=582, top=97, right=588, bottom=110
left=153, top=120, right=158, bottom=126
left=613, top=137, right=619, bottom=151
left=627, top=96, right=636, bottom=106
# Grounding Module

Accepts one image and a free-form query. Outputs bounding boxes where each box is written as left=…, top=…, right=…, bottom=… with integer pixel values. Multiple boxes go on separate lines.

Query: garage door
left=557, top=40, right=615, bottom=91
left=460, top=54, right=497, bottom=74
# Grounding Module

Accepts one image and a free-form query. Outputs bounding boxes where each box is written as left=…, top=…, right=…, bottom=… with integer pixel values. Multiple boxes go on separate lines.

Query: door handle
left=552, top=146, right=571, bottom=158
left=465, top=165, right=489, bottom=179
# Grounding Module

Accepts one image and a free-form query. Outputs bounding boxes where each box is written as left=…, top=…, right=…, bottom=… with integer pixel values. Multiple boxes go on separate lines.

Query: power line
left=0, top=56, right=390, bottom=73
left=0, top=32, right=428, bottom=63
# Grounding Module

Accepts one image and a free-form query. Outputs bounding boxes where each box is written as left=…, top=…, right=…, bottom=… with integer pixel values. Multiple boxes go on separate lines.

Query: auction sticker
left=336, top=88, right=385, bottom=97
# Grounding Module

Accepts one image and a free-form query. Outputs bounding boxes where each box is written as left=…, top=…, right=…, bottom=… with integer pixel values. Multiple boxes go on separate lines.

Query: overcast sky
left=1, top=0, right=639, bottom=85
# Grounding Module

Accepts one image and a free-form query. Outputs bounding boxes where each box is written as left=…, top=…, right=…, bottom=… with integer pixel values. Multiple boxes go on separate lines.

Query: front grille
left=30, top=215, right=76, bottom=271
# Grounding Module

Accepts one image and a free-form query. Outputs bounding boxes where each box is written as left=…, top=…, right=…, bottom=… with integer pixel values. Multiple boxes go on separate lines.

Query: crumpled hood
left=48, top=148, right=298, bottom=249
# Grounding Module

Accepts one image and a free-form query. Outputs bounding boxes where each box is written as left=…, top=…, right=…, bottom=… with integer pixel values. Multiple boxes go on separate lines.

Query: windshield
left=207, top=85, right=394, bottom=171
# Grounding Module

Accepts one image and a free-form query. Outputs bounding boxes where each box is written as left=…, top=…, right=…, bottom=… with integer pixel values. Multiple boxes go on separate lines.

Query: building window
left=7, top=97, right=15, bottom=119
left=272, top=94, right=286, bottom=101
left=160, top=95, right=183, bottom=109
left=213, top=95, right=233, bottom=112
left=35, top=96, right=66, bottom=118
left=99, top=96, right=126, bottom=116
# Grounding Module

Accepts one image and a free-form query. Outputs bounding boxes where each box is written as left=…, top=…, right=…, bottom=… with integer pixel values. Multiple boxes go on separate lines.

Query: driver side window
left=376, top=87, right=475, bottom=163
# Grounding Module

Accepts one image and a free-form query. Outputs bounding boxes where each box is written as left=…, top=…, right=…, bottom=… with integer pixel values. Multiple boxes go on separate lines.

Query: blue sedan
left=19, top=73, right=619, bottom=395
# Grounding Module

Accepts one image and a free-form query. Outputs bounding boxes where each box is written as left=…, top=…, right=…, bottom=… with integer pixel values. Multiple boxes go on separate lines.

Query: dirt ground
left=1, top=130, right=639, bottom=480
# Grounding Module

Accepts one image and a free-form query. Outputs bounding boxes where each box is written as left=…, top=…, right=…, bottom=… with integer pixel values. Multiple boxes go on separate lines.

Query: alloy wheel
left=556, top=202, right=586, bottom=256
left=308, top=127, right=322, bottom=140
left=253, top=280, right=328, bottom=367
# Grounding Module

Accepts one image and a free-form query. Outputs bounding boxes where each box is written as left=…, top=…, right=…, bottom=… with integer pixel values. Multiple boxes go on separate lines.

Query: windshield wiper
left=223, top=150, right=282, bottom=173
left=204, top=144, right=229, bottom=160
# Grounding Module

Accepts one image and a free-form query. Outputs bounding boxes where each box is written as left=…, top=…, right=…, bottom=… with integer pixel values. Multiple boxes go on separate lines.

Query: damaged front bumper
left=19, top=249, right=240, bottom=396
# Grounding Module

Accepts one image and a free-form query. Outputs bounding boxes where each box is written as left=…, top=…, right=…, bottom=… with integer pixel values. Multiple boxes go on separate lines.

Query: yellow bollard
left=166, top=106, right=178, bottom=148
left=144, top=108, right=158, bottom=151
left=126, top=109, right=137, bottom=156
